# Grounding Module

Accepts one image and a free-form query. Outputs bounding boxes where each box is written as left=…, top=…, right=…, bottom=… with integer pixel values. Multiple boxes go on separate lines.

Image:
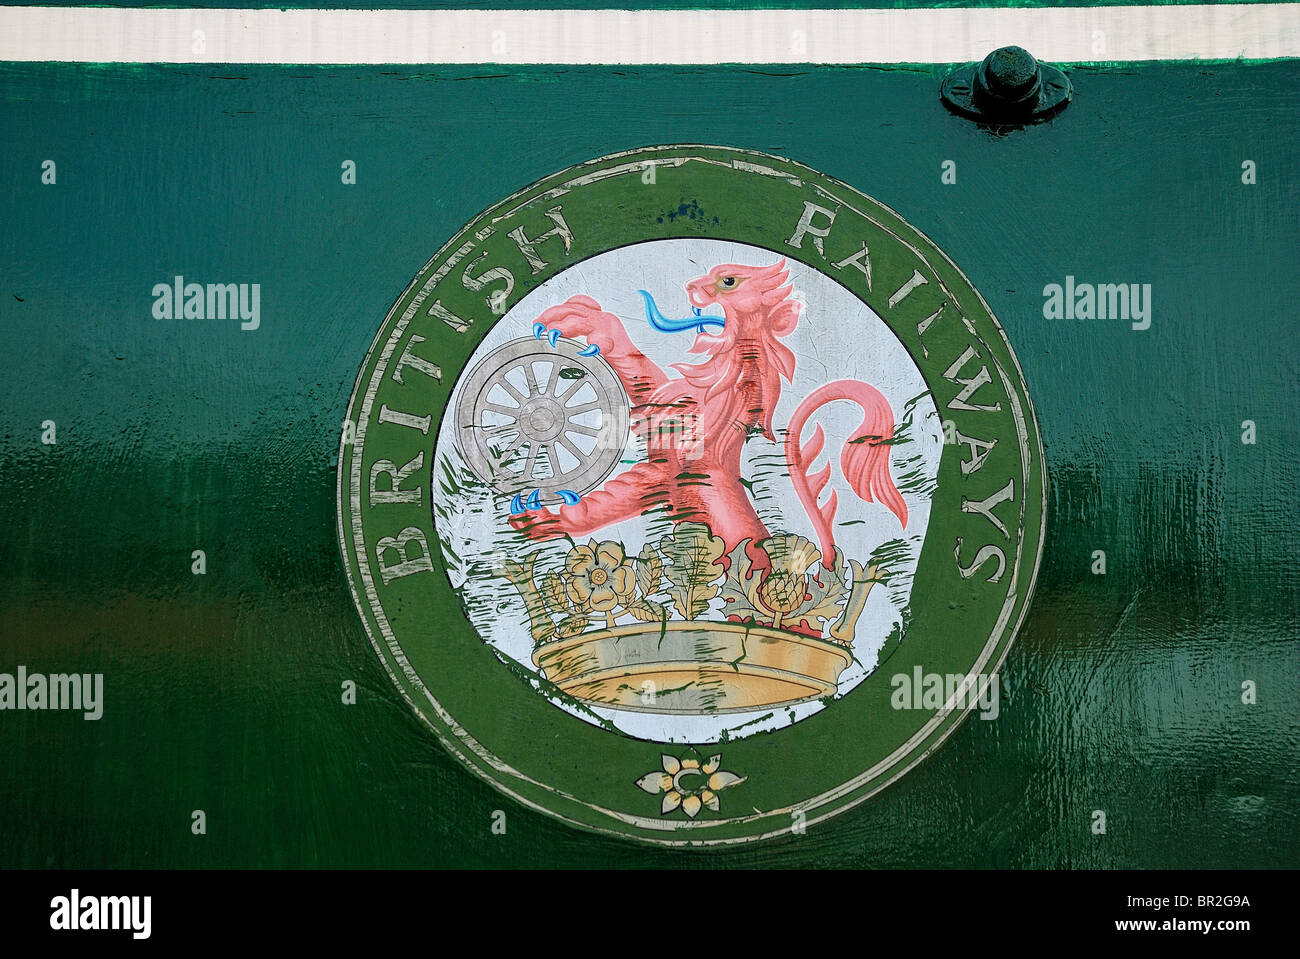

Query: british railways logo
left=337, top=145, right=1046, bottom=845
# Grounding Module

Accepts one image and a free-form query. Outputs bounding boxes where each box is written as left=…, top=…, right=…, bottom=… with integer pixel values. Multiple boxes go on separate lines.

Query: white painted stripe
left=0, top=5, right=1296, bottom=64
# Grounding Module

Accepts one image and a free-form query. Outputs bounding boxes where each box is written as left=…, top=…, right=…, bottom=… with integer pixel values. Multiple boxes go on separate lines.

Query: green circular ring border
left=337, top=144, right=1048, bottom=847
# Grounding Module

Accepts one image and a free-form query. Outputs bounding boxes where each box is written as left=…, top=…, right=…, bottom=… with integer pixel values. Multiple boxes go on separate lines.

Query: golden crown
left=498, top=522, right=881, bottom=714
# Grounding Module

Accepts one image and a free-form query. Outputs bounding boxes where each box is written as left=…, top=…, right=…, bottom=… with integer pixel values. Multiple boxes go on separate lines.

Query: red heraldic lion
left=511, top=258, right=908, bottom=569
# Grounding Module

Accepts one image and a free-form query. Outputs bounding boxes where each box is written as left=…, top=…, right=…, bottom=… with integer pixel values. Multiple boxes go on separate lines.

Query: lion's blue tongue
left=638, top=289, right=725, bottom=334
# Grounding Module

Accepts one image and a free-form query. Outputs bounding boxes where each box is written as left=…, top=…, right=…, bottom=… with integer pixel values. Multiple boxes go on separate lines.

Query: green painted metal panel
left=1, top=53, right=1296, bottom=866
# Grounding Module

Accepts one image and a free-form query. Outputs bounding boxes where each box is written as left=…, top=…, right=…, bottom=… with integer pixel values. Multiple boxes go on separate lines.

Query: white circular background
left=433, top=239, right=942, bottom=743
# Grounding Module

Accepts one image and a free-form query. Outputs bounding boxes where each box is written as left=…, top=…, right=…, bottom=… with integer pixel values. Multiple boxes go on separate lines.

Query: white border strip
left=0, top=5, right=1297, bottom=64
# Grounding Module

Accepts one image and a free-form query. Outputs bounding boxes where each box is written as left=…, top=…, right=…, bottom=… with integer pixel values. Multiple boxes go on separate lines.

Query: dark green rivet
left=941, top=45, right=1072, bottom=125
left=980, top=47, right=1041, bottom=103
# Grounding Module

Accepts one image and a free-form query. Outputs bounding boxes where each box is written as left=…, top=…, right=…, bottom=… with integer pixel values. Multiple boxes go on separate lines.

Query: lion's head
left=686, top=258, right=800, bottom=328
left=680, top=258, right=800, bottom=390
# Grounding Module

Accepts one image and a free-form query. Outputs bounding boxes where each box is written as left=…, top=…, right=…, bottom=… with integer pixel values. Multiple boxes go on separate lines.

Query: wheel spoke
left=485, top=436, right=521, bottom=460
left=484, top=402, right=520, bottom=417
left=522, top=442, right=540, bottom=479
left=522, top=362, right=541, bottom=398
left=566, top=422, right=602, bottom=438
left=487, top=428, right=522, bottom=452
left=557, top=436, right=588, bottom=472
left=564, top=401, right=600, bottom=416
left=498, top=376, right=527, bottom=404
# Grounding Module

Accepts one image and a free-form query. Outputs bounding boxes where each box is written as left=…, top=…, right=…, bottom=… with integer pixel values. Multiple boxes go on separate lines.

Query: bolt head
left=981, top=46, right=1040, bottom=100
left=940, top=43, right=1072, bottom=124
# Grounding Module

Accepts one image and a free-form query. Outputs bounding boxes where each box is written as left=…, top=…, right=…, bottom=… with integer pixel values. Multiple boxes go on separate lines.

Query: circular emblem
left=338, top=145, right=1046, bottom=845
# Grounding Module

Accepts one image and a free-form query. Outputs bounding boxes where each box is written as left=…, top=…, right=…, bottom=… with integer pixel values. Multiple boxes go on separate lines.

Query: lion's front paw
left=534, top=296, right=604, bottom=345
left=508, top=510, right=565, bottom=541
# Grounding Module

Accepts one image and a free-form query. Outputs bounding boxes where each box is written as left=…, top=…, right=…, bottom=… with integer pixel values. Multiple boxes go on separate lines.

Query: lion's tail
left=785, top=380, right=908, bottom=567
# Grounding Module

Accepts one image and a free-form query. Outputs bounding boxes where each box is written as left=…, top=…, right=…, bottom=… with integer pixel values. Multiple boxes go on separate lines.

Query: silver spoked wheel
left=455, top=336, right=630, bottom=504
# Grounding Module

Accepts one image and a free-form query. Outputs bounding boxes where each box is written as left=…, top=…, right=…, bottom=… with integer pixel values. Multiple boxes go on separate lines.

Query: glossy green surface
left=1, top=60, right=1296, bottom=867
